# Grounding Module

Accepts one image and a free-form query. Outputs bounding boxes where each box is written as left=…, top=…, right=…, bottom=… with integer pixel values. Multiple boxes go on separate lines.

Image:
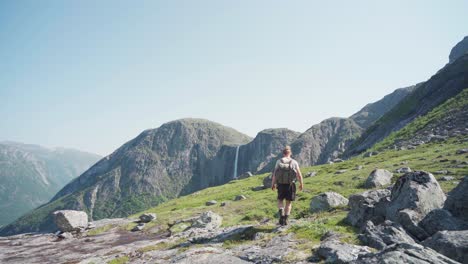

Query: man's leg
left=284, top=200, right=292, bottom=225
left=277, top=199, right=284, bottom=225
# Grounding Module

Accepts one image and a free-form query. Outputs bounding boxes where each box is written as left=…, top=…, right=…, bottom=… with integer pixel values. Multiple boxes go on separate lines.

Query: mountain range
left=0, top=35, right=467, bottom=236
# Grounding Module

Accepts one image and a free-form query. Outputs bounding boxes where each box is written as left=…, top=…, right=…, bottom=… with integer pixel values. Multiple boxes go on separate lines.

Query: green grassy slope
left=129, top=138, right=468, bottom=246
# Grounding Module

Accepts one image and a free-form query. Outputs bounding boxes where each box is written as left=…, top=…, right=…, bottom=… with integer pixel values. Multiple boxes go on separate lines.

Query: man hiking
left=271, top=146, right=303, bottom=226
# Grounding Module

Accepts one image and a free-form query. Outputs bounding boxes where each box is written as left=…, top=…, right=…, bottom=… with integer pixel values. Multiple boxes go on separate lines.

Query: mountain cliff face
left=449, top=36, right=468, bottom=64
left=291, top=118, right=363, bottom=166
left=0, top=142, right=101, bottom=225
left=348, top=53, right=468, bottom=155
left=350, top=86, right=417, bottom=128
left=0, top=119, right=252, bottom=235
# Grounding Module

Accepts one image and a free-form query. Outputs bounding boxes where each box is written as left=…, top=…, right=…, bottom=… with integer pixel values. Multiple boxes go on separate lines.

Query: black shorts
left=277, top=183, right=296, bottom=201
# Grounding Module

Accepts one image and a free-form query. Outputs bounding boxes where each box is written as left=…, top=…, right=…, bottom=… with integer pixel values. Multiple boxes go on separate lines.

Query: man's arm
left=296, top=163, right=303, bottom=191
left=271, top=168, right=277, bottom=191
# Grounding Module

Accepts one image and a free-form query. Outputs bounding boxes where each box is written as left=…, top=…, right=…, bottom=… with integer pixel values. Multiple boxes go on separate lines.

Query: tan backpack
left=275, top=159, right=297, bottom=184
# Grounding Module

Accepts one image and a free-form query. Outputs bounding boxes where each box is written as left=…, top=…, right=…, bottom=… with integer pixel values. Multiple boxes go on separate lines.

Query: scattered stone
left=206, top=200, right=218, bottom=206
left=422, top=230, right=468, bottom=263
left=251, top=186, right=266, bottom=191
left=364, top=169, right=393, bottom=188
left=191, top=211, right=222, bottom=230
left=352, top=243, right=459, bottom=264
left=86, top=222, right=96, bottom=230
left=359, top=220, right=415, bottom=250
left=57, top=232, right=74, bottom=239
left=310, top=192, right=349, bottom=213
left=333, top=158, right=344, bottom=163
left=354, top=165, right=363, bottom=170
left=333, top=181, right=345, bottom=186
left=234, top=195, right=246, bottom=201
left=394, top=167, right=412, bottom=173
left=397, top=209, right=430, bottom=241
left=364, top=151, right=378, bottom=158
left=131, top=223, right=145, bottom=232
left=440, top=176, right=455, bottom=181
left=305, top=171, right=317, bottom=177
left=139, top=213, right=157, bottom=223
left=400, top=161, right=409, bottom=165
left=346, top=189, right=391, bottom=227
left=419, top=209, right=468, bottom=236
left=220, top=202, right=227, bottom=207
left=238, top=172, right=253, bottom=179
left=263, top=174, right=273, bottom=188
left=238, top=233, right=298, bottom=263
left=444, top=176, right=468, bottom=222
left=317, top=232, right=371, bottom=263
left=456, top=148, right=468, bottom=154
left=53, top=210, right=89, bottom=233
left=328, top=161, right=334, bottom=165
left=440, top=159, right=449, bottom=162
left=434, top=170, right=449, bottom=175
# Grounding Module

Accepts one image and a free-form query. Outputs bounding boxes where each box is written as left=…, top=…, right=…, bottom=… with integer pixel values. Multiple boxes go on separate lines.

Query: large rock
left=359, top=220, right=416, bottom=250
left=263, top=174, right=273, bottom=189
left=138, top=213, right=156, bottom=223
left=317, top=233, right=371, bottom=263
left=238, top=233, right=299, bottom=263
left=310, top=192, right=349, bottom=213
left=364, top=169, right=393, bottom=188
left=397, top=209, right=430, bottom=241
left=352, top=243, right=460, bottom=264
left=386, top=171, right=446, bottom=223
left=444, top=176, right=468, bottom=222
left=53, top=210, right=88, bottom=232
left=423, top=230, right=468, bottom=264
left=419, top=209, right=468, bottom=236
left=346, top=189, right=391, bottom=227
left=191, top=211, right=222, bottom=230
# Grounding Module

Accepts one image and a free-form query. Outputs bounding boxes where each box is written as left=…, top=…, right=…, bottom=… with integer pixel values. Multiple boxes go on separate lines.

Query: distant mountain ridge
left=0, top=142, right=101, bottom=225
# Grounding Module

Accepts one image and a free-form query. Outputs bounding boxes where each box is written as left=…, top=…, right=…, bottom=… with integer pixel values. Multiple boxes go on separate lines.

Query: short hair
left=283, top=146, right=292, bottom=155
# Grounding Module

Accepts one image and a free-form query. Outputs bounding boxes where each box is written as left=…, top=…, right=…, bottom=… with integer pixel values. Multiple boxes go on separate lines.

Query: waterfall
left=233, top=145, right=240, bottom=179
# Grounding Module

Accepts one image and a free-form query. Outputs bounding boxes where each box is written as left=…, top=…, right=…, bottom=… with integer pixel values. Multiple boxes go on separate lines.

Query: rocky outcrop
left=310, top=192, right=349, bottom=213
left=449, top=36, right=468, bottom=63
left=359, top=220, right=416, bottom=250
left=423, top=230, right=468, bottom=264
left=291, top=118, right=363, bottom=166
left=139, top=213, right=156, bottom=223
left=352, top=243, right=460, bottom=264
left=317, top=232, right=371, bottom=263
left=364, top=169, right=393, bottom=188
left=444, top=176, right=468, bottom=222
left=191, top=211, right=222, bottom=230
left=419, top=209, right=468, bottom=236
left=346, top=189, right=390, bottom=227
left=53, top=210, right=88, bottom=233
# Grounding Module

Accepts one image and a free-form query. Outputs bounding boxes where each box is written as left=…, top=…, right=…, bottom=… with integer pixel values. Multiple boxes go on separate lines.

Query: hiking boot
left=283, top=215, right=289, bottom=226
left=278, top=209, right=284, bottom=225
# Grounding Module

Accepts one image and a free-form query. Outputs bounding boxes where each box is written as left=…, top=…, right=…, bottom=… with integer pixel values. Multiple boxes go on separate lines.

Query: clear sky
left=1, top=1, right=467, bottom=156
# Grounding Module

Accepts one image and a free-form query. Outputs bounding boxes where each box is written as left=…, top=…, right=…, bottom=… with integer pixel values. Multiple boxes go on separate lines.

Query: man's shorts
left=277, top=183, right=296, bottom=201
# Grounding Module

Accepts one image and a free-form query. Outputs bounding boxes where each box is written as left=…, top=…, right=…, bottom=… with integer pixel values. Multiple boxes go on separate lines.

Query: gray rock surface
left=449, top=36, right=468, bottom=63
left=444, top=176, right=468, bottom=221
left=206, top=200, right=218, bottom=206
left=423, top=230, right=468, bottom=264
left=191, top=211, right=222, bottom=230
left=359, top=220, right=416, bottom=250
left=352, top=243, right=460, bottom=264
left=364, top=169, right=393, bottom=188
left=237, top=233, right=298, bottom=263
left=310, top=192, right=349, bottom=213
left=139, top=213, right=156, bottom=223
left=419, top=209, right=468, bottom=236
left=346, top=189, right=391, bottom=227
left=317, top=233, right=371, bottom=263
left=262, top=174, right=273, bottom=189
left=234, top=195, right=246, bottom=201
left=394, top=167, right=412, bottom=173
left=53, top=210, right=88, bottom=232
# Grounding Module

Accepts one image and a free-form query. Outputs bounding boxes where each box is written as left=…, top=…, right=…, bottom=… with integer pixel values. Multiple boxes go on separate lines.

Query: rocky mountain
left=0, top=142, right=101, bottom=225
left=347, top=53, right=468, bottom=155
left=0, top=119, right=252, bottom=235
left=449, top=36, right=468, bottom=64
left=350, top=85, right=417, bottom=129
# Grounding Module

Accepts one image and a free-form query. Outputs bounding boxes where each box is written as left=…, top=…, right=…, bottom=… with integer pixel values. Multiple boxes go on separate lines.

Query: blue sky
left=1, top=1, right=467, bottom=156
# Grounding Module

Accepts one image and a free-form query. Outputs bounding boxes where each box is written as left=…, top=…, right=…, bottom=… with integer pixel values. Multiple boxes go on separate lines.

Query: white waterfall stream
left=233, top=145, right=240, bottom=179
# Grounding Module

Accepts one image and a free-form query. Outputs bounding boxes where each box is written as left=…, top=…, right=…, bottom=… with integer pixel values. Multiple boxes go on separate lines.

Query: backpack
left=275, top=159, right=297, bottom=184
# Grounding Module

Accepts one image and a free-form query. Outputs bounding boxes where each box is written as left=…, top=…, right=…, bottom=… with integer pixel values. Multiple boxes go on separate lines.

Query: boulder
left=310, top=192, right=348, bottom=213
left=394, top=167, right=412, bottom=173
left=335, top=170, right=347, bottom=174
left=238, top=172, right=253, bottom=179
left=423, top=230, right=468, bottom=264
left=352, top=243, right=460, bottom=264
left=354, top=165, right=363, bottom=170
left=131, top=223, right=145, bottom=232
left=456, top=148, right=468, bottom=154
left=191, top=211, right=222, bottom=230
left=440, top=176, right=455, bottom=181
left=234, top=195, right=246, bottom=201
left=263, top=174, right=273, bottom=188
left=220, top=202, right=227, bottom=207
left=419, top=209, right=468, bottom=236
left=251, top=186, right=266, bottom=191
left=346, top=189, right=391, bottom=227
left=53, top=210, right=88, bottom=233
left=386, top=171, right=446, bottom=224
left=434, top=170, right=449, bottom=175
left=444, top=176, right=468, bottom=222
left=364, top=169, right=393, bottom=188
left=139, top=213, right=157, bottom=223
left=364, top=151, right=378, bottom=158
left=305, top=171, right=317, bottom=177
left=359, top=220, right=416, bottom=250
left=206, top=200, right=218, bottom=206
left=317, top=233, right=371, bottom=263
left=57, top=232, right=74, bottom=239
left=397, top=209, right=430, bottom=241
left=333, top=158, right=344, bottom=163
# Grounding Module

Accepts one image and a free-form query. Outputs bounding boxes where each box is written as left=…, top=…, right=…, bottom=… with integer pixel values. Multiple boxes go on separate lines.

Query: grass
left=86, top=224, right=114, bottom=236
left=129, top=137, right=468, bottom=246
left=106, top=256, right=129, bottom=264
